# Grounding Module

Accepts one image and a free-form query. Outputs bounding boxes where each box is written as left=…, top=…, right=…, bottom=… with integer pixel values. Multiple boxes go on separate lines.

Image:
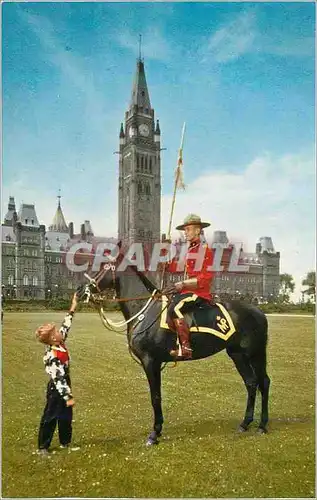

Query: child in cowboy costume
left=166, top=214, right=214, bottom=360
left=35, top=292, right=79, bottom=456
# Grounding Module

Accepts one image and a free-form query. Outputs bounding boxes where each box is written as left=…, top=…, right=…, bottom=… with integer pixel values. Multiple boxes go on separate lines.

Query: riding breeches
left=167, top=293, right=209, bottom=320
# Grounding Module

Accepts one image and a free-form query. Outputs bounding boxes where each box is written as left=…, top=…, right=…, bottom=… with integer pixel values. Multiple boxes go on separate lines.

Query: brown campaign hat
left=176, top=213, right=211, bottom=231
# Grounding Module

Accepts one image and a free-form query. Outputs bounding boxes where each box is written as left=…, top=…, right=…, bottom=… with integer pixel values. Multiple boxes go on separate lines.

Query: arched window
left=144, top=156, right=148, bottom=170
left=137, top=182, right=142, bottom=195
left=23, top=275, right=29, bottom=286
left=32, top=276, right=38, bottom=286
left=149, top=157, right=152, bottom=173
left=136, top=154, right=139, bottom=171
left=145, top=183, right=151, bottom=196
left=8, top=275, right=14, bottom=286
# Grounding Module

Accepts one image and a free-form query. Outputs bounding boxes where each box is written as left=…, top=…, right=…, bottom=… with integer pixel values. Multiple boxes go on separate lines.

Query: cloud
left=202, top=8, right=314, bottom=64
left=203, top=10, right=257, bottom=64
left=262, top=35, right=315, bottom=59
left=2, top=171, right=119, bottom=239
left=161, top=151, right=315, bottom=300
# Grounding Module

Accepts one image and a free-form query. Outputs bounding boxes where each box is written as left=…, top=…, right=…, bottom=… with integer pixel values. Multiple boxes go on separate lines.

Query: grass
left=2, top=312, right=315, bottom=498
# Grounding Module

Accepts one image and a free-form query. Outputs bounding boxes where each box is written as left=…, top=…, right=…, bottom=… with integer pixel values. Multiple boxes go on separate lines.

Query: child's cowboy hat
left=176, top=213, right=211, bottom=231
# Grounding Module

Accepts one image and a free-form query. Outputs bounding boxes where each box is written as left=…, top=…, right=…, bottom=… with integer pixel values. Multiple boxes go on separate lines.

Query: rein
left=99, top=289, right=159, bottom=329
left=100, top=293, right=162, bottom=303
left=85, top=262, right=174, bottom=371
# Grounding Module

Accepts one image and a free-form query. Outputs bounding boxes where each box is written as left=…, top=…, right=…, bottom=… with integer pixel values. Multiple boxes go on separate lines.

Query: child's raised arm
left=69, top=292, right=78, bottom=313
left=59, top=293, right=78, bottom=339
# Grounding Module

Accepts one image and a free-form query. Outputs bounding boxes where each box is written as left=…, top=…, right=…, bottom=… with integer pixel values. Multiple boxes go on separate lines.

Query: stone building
left=1, top=195, right=116, bottom=300
left=2, top=197, right=46, bottom=299
left=1, top=194, right=280, bottom=301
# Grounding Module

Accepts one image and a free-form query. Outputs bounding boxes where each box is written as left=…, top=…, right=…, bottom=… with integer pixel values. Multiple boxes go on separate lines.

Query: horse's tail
left=230, top=300, right=269, bottom=354
left=252, top=306, right=268, bottom=348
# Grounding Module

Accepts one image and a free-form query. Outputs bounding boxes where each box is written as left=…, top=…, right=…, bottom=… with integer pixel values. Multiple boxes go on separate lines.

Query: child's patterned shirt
left=43, top=312, right=74, bottom=401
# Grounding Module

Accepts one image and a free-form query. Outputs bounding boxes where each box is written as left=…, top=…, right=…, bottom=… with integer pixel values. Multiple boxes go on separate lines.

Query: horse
left=83, top=256, right=271, bottom=446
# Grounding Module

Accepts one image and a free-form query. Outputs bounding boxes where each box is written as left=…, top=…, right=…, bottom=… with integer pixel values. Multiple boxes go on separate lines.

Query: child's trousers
left=38, top=379, right=73, bottom=450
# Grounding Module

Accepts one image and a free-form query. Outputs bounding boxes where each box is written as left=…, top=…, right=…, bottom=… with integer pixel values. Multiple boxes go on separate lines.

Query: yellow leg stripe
left=160, top=295, right=169, bottom=330
left=174, top=294, right=198, bottom=318
left=160, top=299, right=236, bottom=342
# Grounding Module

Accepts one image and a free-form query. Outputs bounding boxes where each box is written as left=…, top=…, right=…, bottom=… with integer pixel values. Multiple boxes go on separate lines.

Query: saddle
left=162, top=300, right=236, bottom=341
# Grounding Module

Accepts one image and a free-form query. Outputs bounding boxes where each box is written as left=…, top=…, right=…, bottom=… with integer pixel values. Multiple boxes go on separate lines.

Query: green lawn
left=2, top=312, right=315, bottom=498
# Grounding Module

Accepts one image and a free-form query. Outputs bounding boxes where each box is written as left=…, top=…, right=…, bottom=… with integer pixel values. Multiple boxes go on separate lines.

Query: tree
left=302, top=271, right=316, bottom=302
left=279, top=273, right=295, bottom=303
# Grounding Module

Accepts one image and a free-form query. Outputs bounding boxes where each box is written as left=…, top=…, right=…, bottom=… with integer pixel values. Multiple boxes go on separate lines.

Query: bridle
left=84, top=261, right=163, bottom=331
left=84, top=262, right=117, bottom=296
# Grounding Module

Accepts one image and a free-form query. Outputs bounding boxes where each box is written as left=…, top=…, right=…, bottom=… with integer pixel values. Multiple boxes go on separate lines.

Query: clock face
left=138, top=123, right=150, bottom=137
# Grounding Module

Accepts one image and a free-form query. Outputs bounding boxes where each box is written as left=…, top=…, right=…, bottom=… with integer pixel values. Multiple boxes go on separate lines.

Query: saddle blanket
left=160, top=296, right=236, bottom=341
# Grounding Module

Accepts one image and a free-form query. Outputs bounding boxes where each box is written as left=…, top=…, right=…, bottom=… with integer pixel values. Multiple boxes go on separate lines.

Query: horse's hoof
left=146, top=431, right=159, bottom=446
left=146, top=438, right=158, bottom=446
left=257, top=427, right=268, bottom=435
left=238, top=425, right=248, bottom=433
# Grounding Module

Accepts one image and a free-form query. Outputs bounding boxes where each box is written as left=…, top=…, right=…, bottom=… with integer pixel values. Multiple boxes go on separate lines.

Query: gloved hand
left=76, top=284, right=91, bottom=302
left=162, top=284, right=177, bottom=296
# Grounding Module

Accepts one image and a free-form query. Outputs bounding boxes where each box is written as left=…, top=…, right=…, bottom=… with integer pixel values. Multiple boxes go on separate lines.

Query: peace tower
left=118, top=57, right=161, bottom=251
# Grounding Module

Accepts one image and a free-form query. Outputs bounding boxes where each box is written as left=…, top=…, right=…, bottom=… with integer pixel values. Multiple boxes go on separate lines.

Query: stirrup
left=170, top=346, right=192, bottom=360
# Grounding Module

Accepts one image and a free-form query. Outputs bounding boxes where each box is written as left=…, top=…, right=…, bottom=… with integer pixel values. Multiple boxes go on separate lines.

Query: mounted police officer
left=165, top=214, right=214, bottom=360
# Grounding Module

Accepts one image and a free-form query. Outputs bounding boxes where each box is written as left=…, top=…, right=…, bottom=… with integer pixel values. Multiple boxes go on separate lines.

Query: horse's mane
left=128, top=266, right=158, bottom=293
left=115, top=246, right=158, bottom=294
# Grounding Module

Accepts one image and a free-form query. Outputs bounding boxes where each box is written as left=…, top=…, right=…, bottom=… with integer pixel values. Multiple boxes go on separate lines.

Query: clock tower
left=118, top=57, right=161, bottom=252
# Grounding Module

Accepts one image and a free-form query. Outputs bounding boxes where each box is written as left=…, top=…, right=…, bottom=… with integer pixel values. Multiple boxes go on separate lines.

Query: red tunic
left=169, top=240, right=214, bottom=301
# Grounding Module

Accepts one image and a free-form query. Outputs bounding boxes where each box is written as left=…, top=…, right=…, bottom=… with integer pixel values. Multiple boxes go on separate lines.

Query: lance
left=167, top=122, right=186, bottom=240
left=160, top=122, right=186, bottom=288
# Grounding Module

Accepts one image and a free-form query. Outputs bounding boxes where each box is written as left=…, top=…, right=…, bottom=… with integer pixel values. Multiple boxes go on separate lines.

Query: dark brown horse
left=81, top=258, right=270, bottom=446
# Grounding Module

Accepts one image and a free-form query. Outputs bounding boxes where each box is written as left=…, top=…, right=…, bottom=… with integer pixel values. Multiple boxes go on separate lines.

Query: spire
left=4, top=196, right=16, bottom=225
left=155, top=119, right=161, bottom=135
left=49, top=192, right=68, bottom=233
left=130, top=53, right=151, bottom=111
left=119, top=122, right=125, bottom=138
left=138, top=34, right=142, bottom=61
left=154, top=119, right=161, bottom=143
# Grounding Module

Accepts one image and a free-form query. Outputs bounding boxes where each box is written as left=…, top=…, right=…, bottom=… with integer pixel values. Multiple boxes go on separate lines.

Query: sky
left=2, top=1, right=315, bottom=300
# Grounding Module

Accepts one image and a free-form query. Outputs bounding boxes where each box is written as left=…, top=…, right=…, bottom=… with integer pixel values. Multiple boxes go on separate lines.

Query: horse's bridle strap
left=97, top=292, right=163, bottom=303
